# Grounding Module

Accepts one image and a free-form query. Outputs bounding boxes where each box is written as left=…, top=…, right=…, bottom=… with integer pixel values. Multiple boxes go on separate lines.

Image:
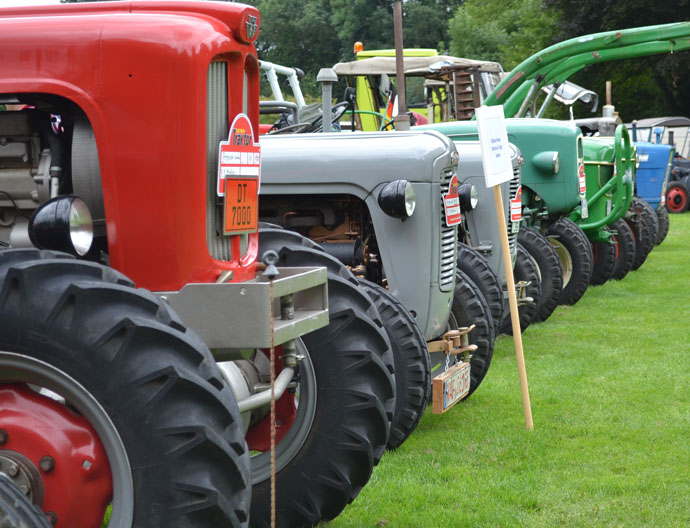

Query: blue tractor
left=630, top=117, right=690, bottom=216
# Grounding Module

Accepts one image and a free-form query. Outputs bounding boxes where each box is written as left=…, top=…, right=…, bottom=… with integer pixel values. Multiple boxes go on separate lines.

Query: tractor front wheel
left=359, top=279, right=430, bottom=450
left=0, top=476, right=51, bottom=528
left=655, top=206, right=670, bottom=245
left=665, top=181, right=689, bottom=213
left=0, top=249, right=251, bottom=528
left=547, top=217, right=593, bottom=305
left=590, top=232, right=616, bottom=286
left=517, top=228, right=563, bottom=323
left=456, top=243, right=504, bottom=335
left=499, top=244, right=541, bottom=334
left=610, top=219, right=635, bottom=280
left=627, top=197, right=658, bottom=271
left=253, top=228, right=395, bottom=527
left=448, top=270, right=495, bottom=399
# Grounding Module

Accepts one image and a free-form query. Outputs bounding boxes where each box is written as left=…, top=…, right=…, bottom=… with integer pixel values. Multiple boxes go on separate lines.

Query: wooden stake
left=492, top=185, right=534, bottom=430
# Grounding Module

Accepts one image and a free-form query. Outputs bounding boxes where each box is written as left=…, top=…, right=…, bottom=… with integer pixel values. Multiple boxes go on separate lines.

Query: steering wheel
left=308, top=101, right=351, bottom=132
left=267, top=122, right=313, bottom=135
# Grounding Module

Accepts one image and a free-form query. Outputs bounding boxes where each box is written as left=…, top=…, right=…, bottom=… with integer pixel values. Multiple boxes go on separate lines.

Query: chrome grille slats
left=439, top=167, right=458, bottom=290
left=206, top=62, right=234, bottom=261
left=506, top=165, right=521, bottom=257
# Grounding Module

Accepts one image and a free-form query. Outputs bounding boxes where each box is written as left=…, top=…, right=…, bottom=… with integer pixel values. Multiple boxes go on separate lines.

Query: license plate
left=432, top=361, right=471, bottom=414
left=223, top=178, right=258, bottom=234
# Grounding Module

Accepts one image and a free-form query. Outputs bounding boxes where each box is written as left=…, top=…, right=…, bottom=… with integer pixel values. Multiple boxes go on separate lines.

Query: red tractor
left=0, top=2, right=395, bottom=527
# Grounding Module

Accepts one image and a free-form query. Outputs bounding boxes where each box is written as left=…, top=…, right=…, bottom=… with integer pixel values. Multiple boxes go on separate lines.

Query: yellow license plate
left=223, top=178, right=258, bottom=235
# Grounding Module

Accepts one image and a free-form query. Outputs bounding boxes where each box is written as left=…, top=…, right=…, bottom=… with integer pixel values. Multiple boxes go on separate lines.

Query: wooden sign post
left=475, top=105, right=534, bottom=430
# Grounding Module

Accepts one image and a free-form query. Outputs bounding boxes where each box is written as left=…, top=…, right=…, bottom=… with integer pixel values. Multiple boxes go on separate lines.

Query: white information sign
left=476, top=105, right=514, bottom=188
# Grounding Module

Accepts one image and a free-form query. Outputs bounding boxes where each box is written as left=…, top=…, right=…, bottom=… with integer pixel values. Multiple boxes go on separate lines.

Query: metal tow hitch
left=427, top=325, right=478, bottom=362
left=515, top=280, right=534, bottom=306
left=428, top=326, right=478, bottom=414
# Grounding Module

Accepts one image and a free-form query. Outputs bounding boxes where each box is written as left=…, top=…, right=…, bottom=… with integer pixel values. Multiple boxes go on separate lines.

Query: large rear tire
left=547, top=217, right=593, bottom=305
left=254, top=228, right=395, bottom=527
left=517, top=228, right=563, bottom=323
left=358, top=280, right=430, bottom=450
left=0, top=249, right=250, bottom=528
left=655, top=205, right=670, bottom=245
left=610, top=219, right=635, bottom=280
left=448, top=270, right=495, bottom=399
left=456, top=243, right=504, bottom=335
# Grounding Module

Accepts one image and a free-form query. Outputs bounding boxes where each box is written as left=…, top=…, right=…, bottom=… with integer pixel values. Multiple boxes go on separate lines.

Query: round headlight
left=458, top=183, right=479, bottom=211
left=68, top=198, right=94, bottom=255
left=29, top=195, right=94, bottom=256
left=533, top=151, right=561, bottom=174
left=378, top=180, right=416, bottom=220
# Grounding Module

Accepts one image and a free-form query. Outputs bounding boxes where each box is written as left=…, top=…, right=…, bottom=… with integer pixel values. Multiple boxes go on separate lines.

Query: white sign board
left=476, top=105, right=513, bottom=188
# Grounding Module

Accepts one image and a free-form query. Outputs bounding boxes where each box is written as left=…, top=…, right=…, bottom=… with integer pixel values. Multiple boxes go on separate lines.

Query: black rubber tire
left=447, top=269, right=495, bottom=400
left=546, top=217, right=593, bottom=305
left=682, top=175, right=690, bottom=196
left=665, top=181, right=689, bottom=213
left=358, top=279, right=430, bottom=450
left=589, top=232, right=616, bottom=286
left=640, top=198, right=660, bottom=244
left=499, top=244, right=541, bottom=334
left=255, top=228, right=395, bottom=527
left=610, top=219, right=635, bottom=280
left=627, top=197, right=657, bottom=271
left=655, top=205, right=670, bottom=245
left=517, top=228, right=563, bottom=323
left=0, top=476, right=51, bottom=528
left=0, top=249, right=250, bottom=528
left=456, top=243, right=504, bottom=335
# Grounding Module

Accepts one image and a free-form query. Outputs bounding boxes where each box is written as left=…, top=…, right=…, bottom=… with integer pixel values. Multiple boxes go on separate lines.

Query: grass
left=328, top=213, right=690, bottom=528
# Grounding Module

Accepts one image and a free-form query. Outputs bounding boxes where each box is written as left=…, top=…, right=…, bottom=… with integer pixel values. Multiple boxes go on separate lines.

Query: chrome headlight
left=29, top=196, right=94, bottom=256
left=458, top=184, right=479, bottom=211
left=378, top=180, right=416, bottom=219
left=533, top=151, right=560, bottom=174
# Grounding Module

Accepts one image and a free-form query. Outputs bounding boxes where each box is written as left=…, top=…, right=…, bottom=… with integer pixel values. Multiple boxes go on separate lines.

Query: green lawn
left=329, top=213, right=690, bottom=527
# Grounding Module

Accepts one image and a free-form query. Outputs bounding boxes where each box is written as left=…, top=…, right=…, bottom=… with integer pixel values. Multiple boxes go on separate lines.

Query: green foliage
left=328, top=213, right=690, bottom=527
left=448, top=0, right=560, bottom=69
left=543, top=0, right=690, bottom=120
left=247, top=0, right=464, bottom=97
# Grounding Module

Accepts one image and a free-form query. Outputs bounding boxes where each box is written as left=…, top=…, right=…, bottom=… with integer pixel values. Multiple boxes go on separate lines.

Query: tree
left=246, top=0, right=342, bottom=96
left=544, top=0, right=690, bottom=120
left=447, top=0, right=560, bottom=69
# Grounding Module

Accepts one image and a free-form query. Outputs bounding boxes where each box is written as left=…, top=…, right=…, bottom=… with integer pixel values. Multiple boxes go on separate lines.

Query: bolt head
left=19, top=484, right=29, bottom=495
left=39, top=456, right=55, bottom=473
left=6, top=464, right=18, bottom=477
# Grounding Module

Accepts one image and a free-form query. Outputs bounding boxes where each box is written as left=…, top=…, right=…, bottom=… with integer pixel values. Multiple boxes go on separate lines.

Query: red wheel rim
left=667, top=186, right=688, bottom=212
left=244, top=347, right=298, bottom=452
left=0, top=384, right=112, bottom=527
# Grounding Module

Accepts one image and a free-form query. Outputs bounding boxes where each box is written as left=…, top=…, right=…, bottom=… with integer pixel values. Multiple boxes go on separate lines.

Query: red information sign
left=443, top=173, right=462, bottom=226
left=218, top=114, right=260, bottom=235
left=510, top=185, right=522, bottom=222
left=578, top=162, right=587, bottom=195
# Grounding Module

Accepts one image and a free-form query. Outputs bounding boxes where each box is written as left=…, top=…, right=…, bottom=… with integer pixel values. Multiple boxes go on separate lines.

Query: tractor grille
left=439, top=167, right=459, bottom=291
left=206, top=61, right=249, bottom=261
left=506, top=165, right=521, bottom=259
